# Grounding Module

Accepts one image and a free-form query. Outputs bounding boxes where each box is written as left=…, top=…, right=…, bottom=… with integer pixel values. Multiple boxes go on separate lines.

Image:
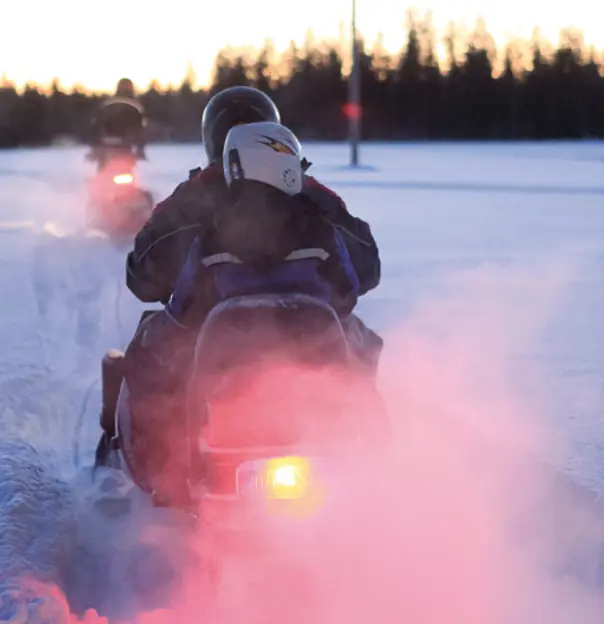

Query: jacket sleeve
left=126, top=169, right=221, bottom=304
left=324, top=227, right=360, bottom=317
left=302, top=175, right=380, bottom=296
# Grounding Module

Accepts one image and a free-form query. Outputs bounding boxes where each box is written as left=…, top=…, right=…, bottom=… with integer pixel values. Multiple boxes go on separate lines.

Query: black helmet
left=201, top=86, right=280, bottom=165
left=116, top=78, right=135, bottom=98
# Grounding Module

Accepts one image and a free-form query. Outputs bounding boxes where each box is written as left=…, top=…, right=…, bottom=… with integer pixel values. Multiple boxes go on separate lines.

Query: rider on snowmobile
left=124, top=85, right=382, bottom=367
left=88, top=78, right=147, bottom=163
left=97, top=121, right=367, bottom=501
left=166, top=121, right=360, bottom=328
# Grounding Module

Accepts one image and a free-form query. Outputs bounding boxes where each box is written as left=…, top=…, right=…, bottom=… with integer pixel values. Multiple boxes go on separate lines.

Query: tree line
left=1, top=14, right=604, bottom=147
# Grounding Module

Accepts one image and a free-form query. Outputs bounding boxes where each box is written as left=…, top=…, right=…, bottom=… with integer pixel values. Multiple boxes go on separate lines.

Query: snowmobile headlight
left=236, top=456, right=318, bottom=500
left=113, top=173, right=134, bottom=185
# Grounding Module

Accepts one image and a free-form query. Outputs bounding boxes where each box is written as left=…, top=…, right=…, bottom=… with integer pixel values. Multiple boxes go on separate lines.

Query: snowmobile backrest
left=190, top=293, right=350, bottom=379
left=184, top=293, right=354, bottom=453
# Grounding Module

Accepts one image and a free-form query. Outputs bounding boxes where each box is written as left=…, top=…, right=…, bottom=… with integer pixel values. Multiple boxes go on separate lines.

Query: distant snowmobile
left=85, top=137, right=153, bottom=248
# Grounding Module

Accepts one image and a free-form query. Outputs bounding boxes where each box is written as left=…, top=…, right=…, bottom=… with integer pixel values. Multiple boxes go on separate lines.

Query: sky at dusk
left=2, top=0, right=602, bottom=92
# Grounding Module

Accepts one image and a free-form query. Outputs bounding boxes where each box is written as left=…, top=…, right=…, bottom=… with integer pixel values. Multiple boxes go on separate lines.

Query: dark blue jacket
left=165, top=182, right=359, bottom=328
left=126, top=165, right=380, bottom=306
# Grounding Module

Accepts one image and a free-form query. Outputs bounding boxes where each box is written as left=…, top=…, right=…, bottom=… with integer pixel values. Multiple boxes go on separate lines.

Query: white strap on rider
left=202, top=248, right=330, bottom=267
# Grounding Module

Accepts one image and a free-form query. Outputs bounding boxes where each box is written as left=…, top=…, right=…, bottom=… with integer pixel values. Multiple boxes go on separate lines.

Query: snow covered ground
left=0, top=140, right=604, bottom=621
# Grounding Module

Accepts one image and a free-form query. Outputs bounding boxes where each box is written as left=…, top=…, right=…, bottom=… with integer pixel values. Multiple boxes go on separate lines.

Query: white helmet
left=223, top=121, right=303, bottom=196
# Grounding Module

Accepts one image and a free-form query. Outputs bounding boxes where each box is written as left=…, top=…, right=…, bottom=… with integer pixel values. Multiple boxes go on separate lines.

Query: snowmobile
left=90, top=292, right=387, bottom=617
left=94, top=293, right=387, bottom=513
left=85, top=136, right=153, bottom=248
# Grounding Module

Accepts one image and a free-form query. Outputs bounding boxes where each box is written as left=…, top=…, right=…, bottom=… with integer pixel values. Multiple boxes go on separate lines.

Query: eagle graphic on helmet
left=258, top=135, right=296, bottom=155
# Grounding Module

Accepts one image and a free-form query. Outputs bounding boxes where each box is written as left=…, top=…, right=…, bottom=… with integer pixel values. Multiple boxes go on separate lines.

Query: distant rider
left=88, top=78, right=147, bottom=163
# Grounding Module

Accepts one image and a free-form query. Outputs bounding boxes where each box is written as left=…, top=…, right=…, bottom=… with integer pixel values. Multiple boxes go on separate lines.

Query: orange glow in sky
left=2, top=0, right=602, bottom=92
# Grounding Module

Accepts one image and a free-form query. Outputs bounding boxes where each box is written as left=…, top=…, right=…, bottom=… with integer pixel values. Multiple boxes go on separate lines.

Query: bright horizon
left=2, top=0, right=602, bottom=93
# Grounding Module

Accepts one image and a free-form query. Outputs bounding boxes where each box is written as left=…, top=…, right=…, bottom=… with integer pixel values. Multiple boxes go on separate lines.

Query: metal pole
left=349, top=0, right=360, bottom=166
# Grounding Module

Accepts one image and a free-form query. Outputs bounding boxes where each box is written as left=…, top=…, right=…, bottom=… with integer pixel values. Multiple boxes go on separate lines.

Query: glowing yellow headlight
left=237, top=456, right=315, bottom=500
left=274, top=465, right=298, bottom=487
left=266, top=456, right=311, bottom=499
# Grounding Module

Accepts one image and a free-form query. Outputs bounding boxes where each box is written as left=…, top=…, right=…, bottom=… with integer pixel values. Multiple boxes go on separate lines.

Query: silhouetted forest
left=2, top=15, right=604, bottom=147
